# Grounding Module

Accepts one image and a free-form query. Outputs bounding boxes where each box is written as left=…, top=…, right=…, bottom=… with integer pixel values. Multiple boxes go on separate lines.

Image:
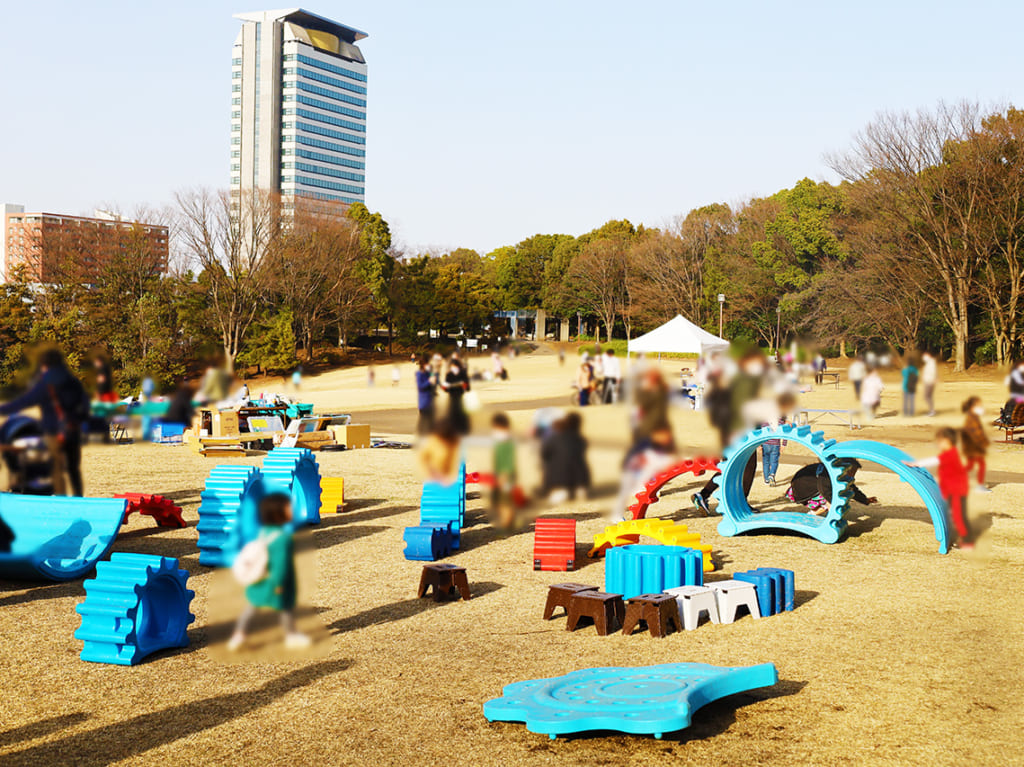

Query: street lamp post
left=776, top=305, right=782, bottom=354
left=718, top=294, right=725, bottom=338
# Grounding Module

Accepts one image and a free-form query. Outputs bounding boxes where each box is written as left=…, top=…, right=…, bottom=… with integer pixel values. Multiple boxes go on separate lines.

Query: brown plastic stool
left=543, top=582, right=599, bottom=620
left=417, top=563, right=471, bottom=602
left=622, top=594, right=682, bottom=638
left=566, top=590, right=625, bottom=635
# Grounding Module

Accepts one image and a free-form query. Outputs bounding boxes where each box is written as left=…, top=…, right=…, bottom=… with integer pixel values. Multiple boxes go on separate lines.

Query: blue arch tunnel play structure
left=0, top=495, right=129, bottom=581
left=714, top=424, right=951, bottom=554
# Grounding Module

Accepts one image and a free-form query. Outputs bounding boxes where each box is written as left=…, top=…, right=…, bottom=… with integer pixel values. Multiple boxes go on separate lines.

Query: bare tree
left=175, top=188, right=281, bottom=372
left=829, top=101, right=984, bottom=370
left=269, top=203, right=365, bottom=360
left=565, top=236, right=627, bottom=342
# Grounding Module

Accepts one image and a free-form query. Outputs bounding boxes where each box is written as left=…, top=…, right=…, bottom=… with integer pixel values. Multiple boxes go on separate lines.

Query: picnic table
left=795, top=407, right=859, bottom=430
left=819, top=372, right=841, bottom=389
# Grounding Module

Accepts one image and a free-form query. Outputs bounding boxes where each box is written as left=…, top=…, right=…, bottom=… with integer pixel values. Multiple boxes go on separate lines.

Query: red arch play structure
left=627, top=457, right=721, bottom=520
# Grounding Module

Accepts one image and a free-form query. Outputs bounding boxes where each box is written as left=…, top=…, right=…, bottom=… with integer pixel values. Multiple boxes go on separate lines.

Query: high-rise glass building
left=231, top=9, right=367, bottom=206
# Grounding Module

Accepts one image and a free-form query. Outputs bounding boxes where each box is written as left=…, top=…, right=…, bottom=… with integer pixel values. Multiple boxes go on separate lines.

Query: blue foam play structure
left=734, top=568, right=794, bottom=616
left=75, top=552, right=195, bottom=665
left=0, top=495, right=129, bottom=581
left=196, top=447, right=323, bottom=567
left=262, top=447, right=322, bottom=526
left=402, top=524, right=454, bottom=561
left=714, top=424, right=951, bottom=553
left=403, top=464, right=466, bottom=561
left=604, top=544, right=703, bottom=600
left=483, top=662, right=779, bottom=740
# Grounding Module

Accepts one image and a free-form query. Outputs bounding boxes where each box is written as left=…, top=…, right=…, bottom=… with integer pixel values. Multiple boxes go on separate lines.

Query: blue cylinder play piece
left=262, top=447, right=321, bottom=527
left=734, top=570, right=781, bottom=616
left=75, top=552, right=195, bottom=665
left=196, top=465, right=266, bottom=567
left=605, top=545, right=703, bottom=600
left=402, top=524, right=453, bottom=561
left=0, top=495, right=129, bottom=581
left=420, top=475, right=465, bottom=550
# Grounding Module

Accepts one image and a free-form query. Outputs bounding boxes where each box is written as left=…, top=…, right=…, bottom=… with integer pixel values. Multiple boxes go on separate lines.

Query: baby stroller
left=0, top=415, right=54, bottom=495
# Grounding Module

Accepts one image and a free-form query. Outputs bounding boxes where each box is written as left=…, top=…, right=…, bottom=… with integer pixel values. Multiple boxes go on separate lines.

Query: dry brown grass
left=1, top=356, right=1022, bottom=766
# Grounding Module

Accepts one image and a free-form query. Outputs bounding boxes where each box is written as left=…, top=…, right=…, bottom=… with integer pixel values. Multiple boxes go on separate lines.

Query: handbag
left=231, top=530, right=281, bottom=586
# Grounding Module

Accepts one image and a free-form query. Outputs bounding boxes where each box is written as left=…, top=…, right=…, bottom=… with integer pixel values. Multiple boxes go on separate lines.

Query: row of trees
left=2, top=99, right=1021, bottom=391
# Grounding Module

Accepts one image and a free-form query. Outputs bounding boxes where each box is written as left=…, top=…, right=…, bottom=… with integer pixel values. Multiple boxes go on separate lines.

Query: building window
left=295, top=81, right=366, bottom=108
left=296, top=53, right=367, bottom=83
left=296, top=67, right=367, bottom=96
left=294, top=174, right=364, bottom=195
left=232, top=57, right=241, bottom=65
left=232, top=97, right=241, bottom=105
left=296, top=94, right=365, bottom=121
left=296, top=121, right=366, bottom=145
left=231, top=164, right=240, bottom=171
left=293, top=157, right=364, bottom=181
left=231, top=150, right=240, bottom=158
left=232, top=71, right=242, bottom=79
left=232, top=111, right=241, bottom=119
left=231, top=137, right=241, bottom=145
left=295, top=134, right=365, bottom=158
left=231, top=176, right=241, bottom=185
left=296, top=108, right=365, bottom=133
left=232, top=84, right=241, bottom=92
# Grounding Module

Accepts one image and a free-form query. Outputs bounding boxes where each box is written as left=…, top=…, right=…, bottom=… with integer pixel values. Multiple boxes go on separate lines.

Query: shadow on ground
left=1, top=659, right=354, bottom=767
left=327, top=581, right=504, bottom=634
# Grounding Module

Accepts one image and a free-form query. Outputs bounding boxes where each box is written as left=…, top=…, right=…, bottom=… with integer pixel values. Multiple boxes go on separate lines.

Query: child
left=961, top=396, right=990, bottom=492
left=491, top=412, right=518, bottom=529
left=761, top=415, right=787, bottom=487
left=418, top=419, right=461, bottom=485
left=228, top=492, right=311, bottom=650
left=614, top=423, right=676, bottom=522
left=905, top=428, right=973, bottom=550
left=787, top=458, right=877, bottom=515
left=860, top=366, right=884, bottom=423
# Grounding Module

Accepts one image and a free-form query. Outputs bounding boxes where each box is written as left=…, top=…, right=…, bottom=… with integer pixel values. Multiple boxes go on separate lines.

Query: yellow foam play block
left=320, top=477, right=344, bottom=513
left=589, top=517, right=714, bottom=571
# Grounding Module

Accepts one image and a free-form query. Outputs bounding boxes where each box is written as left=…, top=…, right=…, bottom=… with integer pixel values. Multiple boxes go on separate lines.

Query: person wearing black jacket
left=0, top=348, right=89, bottom=496
left=786, top=459, right=877, bottom=515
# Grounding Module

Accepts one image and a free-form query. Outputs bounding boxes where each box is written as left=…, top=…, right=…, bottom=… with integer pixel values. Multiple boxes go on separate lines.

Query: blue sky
left=1, top=1, right=1021, bottom=254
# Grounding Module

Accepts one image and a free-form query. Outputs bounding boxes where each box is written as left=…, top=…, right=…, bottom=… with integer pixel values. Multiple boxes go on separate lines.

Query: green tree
left=237, top=309, right=297, bottom=375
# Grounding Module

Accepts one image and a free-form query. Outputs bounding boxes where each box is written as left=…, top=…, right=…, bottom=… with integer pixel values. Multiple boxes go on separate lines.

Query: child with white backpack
left=228, top=492, right=311, bottom=651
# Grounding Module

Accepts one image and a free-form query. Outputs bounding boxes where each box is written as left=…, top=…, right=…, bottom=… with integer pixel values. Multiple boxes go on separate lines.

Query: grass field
left=0, top=353, right=1021, bottom=766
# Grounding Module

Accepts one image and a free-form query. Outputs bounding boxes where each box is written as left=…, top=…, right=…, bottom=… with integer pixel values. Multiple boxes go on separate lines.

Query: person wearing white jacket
left=860, top=367, right=885, bottom=423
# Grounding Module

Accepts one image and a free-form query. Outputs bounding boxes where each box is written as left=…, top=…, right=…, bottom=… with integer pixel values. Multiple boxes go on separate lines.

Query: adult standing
left=414, top=355, right=436, bottom=436
left=0, top=348, right=89, bottom=496
left=812, top=354, right=827, bottom=385
left=921, top=352, right=938, bottom=417
left=861, top=366, right=884, bottom=423
left=576, top=353, right=595, bottom=406
left=901, top=358, right=919, bottom=416
left=602, top=349, right=621, bottom=404
left=848, top=356, right=867, bottom=403
left=92, top=355, right=117, bottom=403
left=441, top=353, right=471, bottom=435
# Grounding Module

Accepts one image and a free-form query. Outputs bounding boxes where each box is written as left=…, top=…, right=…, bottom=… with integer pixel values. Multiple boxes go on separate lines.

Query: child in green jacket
left=229, top=492, right=311, bottom=651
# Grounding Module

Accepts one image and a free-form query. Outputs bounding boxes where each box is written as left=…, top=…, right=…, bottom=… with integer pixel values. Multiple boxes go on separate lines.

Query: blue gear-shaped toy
left=484, top=662, right=779, bottom=739
left=196, top=465, right=266, bottom=567
left=262, top=447, right=321, bottom=527
left=75, top=553, right=195, bottom=666
left=714, top=424, right=853, bottom=544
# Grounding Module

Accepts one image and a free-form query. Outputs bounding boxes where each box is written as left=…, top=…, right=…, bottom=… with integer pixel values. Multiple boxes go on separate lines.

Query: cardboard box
left=330, top=424, right=370, bottom=449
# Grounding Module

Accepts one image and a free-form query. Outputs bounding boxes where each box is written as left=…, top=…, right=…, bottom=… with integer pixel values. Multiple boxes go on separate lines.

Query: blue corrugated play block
left=403, top=524, right=453, bottom=561
left=605, top=545, right=703, bottom=600
left=735, top=568, right=794, bottom=615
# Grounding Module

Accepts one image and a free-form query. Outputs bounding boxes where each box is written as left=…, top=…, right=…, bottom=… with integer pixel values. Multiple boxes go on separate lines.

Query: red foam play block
left=533, top=518, right=577, bottom=571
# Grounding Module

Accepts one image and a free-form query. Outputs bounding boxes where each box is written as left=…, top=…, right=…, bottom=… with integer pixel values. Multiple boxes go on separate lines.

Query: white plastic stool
left=708, top=579, right=762, bottom=623
left=664, top=585, right=720, bottom=630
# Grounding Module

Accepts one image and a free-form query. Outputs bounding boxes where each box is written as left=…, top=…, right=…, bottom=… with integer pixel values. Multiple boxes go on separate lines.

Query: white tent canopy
left=627, top=315, right=729, bottom=356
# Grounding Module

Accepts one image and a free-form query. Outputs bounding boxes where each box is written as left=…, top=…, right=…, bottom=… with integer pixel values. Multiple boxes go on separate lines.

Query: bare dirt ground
left=1, top=354, right=1022, bottom=766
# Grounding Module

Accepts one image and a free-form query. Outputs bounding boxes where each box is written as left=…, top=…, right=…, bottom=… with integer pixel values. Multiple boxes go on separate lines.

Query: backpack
left=231, top=530, right=281, bottom=586
left=905, top=370, right=919, bottom=391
